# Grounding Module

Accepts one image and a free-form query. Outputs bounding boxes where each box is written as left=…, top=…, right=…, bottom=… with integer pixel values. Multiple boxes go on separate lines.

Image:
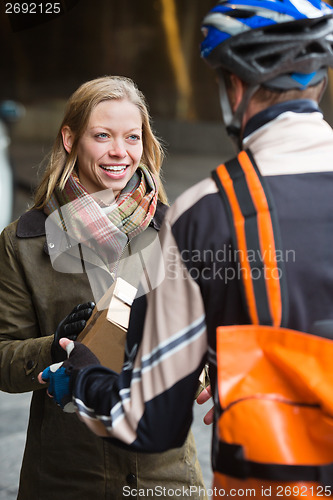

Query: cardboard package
left=77, top=278, right=137, bottom=373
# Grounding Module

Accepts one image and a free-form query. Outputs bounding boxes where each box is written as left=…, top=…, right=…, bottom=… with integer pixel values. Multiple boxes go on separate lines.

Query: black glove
left=51, top=302, right=95, bottom=362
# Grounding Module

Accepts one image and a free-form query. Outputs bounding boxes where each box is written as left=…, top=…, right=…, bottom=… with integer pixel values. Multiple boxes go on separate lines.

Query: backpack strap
left=214, top=441, right=333, bottom=484
left=212, top=149, right=288, bottom=327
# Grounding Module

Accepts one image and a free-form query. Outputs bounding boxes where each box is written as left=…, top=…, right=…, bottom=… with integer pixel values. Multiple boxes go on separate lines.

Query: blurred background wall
left=1, top=0, right=333, bottom=169
left=2, top=0, right=333, bottom=150
left=0, top=0, right=223, bottom=146
left=1, top=0, right=217, bottom=115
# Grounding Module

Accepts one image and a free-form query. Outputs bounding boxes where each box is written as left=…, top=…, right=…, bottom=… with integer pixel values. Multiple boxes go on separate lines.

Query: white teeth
left=100, top=165, right=127, bottom=172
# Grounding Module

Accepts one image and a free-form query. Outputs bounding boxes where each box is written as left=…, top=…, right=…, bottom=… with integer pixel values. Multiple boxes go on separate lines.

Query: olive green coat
left=0, top=206, right=206, bottom=500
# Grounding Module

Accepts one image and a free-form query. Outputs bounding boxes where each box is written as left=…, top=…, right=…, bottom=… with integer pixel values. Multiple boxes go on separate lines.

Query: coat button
left=48, top=242, right=55, bottom=249
left=26, top=360, right=34, bottom=370
left=126, top=473, right=137, bottom=486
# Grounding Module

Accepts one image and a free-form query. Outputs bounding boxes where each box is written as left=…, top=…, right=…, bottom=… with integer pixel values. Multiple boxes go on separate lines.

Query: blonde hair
left=34, top=76, right=168, bottom=207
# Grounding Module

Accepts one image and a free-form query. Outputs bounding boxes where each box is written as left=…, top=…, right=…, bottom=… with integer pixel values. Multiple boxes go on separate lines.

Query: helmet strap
left=217, top=74, right=259, bottom=151
left=318, top=74, right=328, bottom=102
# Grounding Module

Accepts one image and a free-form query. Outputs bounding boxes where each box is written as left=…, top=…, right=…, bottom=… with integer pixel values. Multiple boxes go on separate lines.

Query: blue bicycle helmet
left=201, top=0, right=333, bottom=147
left=201, top=0, right=333, bottom=88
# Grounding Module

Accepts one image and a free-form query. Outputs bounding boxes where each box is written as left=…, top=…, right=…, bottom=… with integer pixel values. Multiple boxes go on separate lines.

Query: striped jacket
left=72, top=99, right=333, bottom=453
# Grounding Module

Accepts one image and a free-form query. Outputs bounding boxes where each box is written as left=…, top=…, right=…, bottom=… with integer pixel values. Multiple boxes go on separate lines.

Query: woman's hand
left=196, top=385, right=214, bottom=425
left=51, top=302, right=95, bottom=362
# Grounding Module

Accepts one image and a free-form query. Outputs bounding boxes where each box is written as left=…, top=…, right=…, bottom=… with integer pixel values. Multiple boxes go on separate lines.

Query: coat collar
left=16, top=200, right=168, bottom=238
left=16, top=208, right=46, bottom=238
left=243, top=99, right=321, bottom=140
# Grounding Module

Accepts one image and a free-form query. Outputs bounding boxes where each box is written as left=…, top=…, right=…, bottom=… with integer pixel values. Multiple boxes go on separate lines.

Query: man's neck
left=242, top=99, right=321, bottom=140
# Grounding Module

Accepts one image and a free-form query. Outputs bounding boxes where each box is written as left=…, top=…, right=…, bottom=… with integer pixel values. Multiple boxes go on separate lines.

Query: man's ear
left=61, top=126, right=74, bottom=154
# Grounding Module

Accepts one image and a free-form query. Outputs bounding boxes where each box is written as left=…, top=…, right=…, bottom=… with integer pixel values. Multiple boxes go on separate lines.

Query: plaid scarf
left=44, top=164, right=158, bottom=269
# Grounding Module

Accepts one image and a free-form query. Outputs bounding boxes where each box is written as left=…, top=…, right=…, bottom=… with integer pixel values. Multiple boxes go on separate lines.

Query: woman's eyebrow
left=90, top=126, right=142, bottom=132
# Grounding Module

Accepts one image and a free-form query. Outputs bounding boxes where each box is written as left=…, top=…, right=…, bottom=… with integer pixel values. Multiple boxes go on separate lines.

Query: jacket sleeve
left=71, top=214, right=208, bottom=452
left=0, top=225, right=53, bottom=393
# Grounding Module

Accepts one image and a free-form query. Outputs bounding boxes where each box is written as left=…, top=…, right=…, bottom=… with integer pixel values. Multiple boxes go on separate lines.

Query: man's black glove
left=51, top=302, right=95, bottom=362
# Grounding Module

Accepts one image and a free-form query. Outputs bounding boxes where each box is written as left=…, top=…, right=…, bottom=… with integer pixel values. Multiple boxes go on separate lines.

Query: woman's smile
left=99, top=164, right=129, bottom=178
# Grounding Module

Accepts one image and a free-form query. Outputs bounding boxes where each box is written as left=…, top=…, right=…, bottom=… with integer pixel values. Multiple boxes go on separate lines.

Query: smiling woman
left=0, top=76, right=206, bottom=500
left=34, top=76, right=168, bottom=208
left=62, top=99, right=144, bottom=198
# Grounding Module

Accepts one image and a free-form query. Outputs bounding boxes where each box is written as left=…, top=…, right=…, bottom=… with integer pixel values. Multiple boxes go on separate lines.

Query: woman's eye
left=96, top=133, right=108, bottom=139
left=128, top=134, right=141, bottom=141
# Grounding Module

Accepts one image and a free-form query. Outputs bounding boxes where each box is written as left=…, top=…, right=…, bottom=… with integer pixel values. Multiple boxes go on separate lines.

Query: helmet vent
left=256, top=53, right=281, bottom=69
left=233, top=43, right=260, bottom=57
left=266, top=23, right=307, bottom=35
left=304, top=42, right=326, bottom=54
left=233, top=43, right=281, bottom=68
left=226, top=9, right=254, bottom=18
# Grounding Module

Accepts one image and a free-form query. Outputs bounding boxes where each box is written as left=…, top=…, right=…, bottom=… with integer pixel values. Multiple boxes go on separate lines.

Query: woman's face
left=63, top=99, right=143, bottom=198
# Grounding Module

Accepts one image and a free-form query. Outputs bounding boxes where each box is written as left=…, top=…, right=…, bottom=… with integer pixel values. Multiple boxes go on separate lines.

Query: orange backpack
left=211, top=150, right=333, bottom=498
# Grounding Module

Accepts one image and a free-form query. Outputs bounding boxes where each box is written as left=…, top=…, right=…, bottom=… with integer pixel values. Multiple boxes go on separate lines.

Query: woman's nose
left=108, top=139, right=126, bottom=157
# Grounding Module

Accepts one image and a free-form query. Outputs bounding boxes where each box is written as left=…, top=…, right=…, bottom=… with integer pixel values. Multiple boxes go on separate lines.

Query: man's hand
left=196, top=385, right=214, bottom=425
left=38, top=338, right=100, bottom=412
left=51, top=302, right=95, bottom=362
